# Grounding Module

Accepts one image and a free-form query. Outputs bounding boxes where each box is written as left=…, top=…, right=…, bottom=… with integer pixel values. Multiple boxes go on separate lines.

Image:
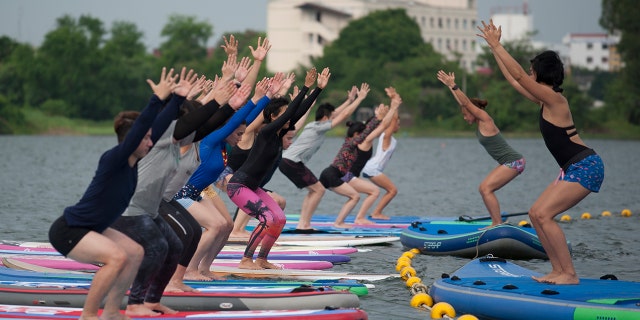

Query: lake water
left=1, top=135, right=639, bottom=320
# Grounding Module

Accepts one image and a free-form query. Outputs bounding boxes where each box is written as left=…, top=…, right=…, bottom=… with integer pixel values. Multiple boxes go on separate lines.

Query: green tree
left=158, top=14, right=213, bottom=69
left=313, top=9, right=447, bottom=119
left=600, top=0, right=640, bottom=124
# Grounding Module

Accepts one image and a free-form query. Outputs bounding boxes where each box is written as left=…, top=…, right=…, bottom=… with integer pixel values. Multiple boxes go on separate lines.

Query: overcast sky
left=0, top=0, right=605, bottom=50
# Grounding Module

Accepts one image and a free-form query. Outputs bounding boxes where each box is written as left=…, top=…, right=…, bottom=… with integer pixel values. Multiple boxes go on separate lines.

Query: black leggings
left=159, top=199, right=202, bottom=267
left=111, top=215, right=182, bottom=304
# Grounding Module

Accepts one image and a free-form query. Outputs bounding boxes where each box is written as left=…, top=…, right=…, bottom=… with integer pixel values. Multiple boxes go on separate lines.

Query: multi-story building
left=266, top=0, right=478, bottom=72
left=562, top=33, right=621, bottom=72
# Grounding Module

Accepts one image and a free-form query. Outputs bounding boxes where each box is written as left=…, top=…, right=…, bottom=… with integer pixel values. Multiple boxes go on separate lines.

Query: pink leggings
left=227, top=183, right=286, bottom=259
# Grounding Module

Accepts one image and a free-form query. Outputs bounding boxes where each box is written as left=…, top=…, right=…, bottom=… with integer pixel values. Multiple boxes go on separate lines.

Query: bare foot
left=354, top=218, right=374, bottom=225
left=532, top=271, right=561, bottom=283
left=124, top=304, right=160, bottom=317
left=230, top=231, right=251, bottom=239
left=238, top=258, right=264, bottom=270
left=255, top=258, right=283, bottom=269
left=144, top=302, right=178, bottom=315
left=165, top=280, right=200, bottom=293
left=333, top=222, right=352, bottom=229
left=90, top=311, right=128, bottom=320
left=370, top=214, right=391, bottom=220
left=184, top=270, right=212, bottom=281
left=200, top=270, right=227, bottom=280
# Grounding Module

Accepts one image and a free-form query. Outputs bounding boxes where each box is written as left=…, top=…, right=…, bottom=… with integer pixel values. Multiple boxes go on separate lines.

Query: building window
left=318, top=35, right=324, bottom=45
left=421, top=16, right=426, bottom=27
left=602, top=43, right=608, bottom=49
left=586, top=57, right=593, bottom=64
left=455, top=19, right=459, bottom=29
left=308, top=33, right=314, bottom=44
left=438, top=18, right=443, bottom=28
left=602, top=57, right=608, bottom=63
left=462, top=39, right=467, bottom=50
left=430, top=17, right=435, bottom=28
left=437, top=38, right=442, bottom=50
left=446, top=38, right=451, bottom=50
left=463, top=19, right=467, bottom=29
left=586, top=42, right=593, bottom=49
left=454, top=39, right=459, bottom=51
left=316, top=11, right=322, bottom=22
left=446, top=18, right=450, bottom=29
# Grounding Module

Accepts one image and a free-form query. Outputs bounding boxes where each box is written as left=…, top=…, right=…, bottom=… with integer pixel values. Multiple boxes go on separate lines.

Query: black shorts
left=48, top=215, right=91, bottom=257
left=279, top=158, right=319, bottom=188
left=319, top=166, right=345, bottom=189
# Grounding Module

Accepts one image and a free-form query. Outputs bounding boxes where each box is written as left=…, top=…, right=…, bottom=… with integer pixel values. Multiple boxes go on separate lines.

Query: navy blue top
left=63, top=94, right=183, bottom=232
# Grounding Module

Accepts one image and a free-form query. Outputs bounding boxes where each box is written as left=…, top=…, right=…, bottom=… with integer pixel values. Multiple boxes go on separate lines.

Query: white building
left=266, top=0, right=478, bottom=72
left=562, top=33, right=621, bottom=72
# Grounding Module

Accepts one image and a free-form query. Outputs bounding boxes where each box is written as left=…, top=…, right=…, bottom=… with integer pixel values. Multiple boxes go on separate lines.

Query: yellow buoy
left=401, top=251, right=415, bottom=259
left=409, top=292, right=433, bottom=308
left=621, top=209, right=632, bottom=217
left=431, top=302, right=456, bottom=319
left=400, top=266, right=416, bottom=280
left=410, top=248, right=421, bottom=254
left=581, top=212, right=591, bottom=219
left=405, top=276, right=422, bottom=287
left=457, top=315, right=480, bottom=320
left=395, top=259, right=411, bottom=272
left=560, top=214, right=571, bottom=222
left=518, top=220, right=529, bottom=226
left=601, top=210, right=611, bottom=217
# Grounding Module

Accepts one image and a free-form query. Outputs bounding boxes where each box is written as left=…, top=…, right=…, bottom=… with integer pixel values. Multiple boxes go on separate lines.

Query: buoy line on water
left=396, top=249, right=478, bottom=320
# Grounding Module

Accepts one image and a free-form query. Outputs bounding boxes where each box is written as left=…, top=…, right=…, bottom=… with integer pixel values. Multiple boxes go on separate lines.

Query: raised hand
left=213, top=81, right=238, bottom=106
left=249, top=37, right=271, bottom=62
left=356, top=83, right=370, bottom=100
left=229, top=83, right=252, bottom=110
left=186, top=75, right=207, bottom=100
left=476, top=19, right=502, bottom=48
left=288, top=86, right=300, bottom=101
left=374, top=103, right=390, bottom=120
left=147, top=67, right=177, bottom=100
left=221, top=34, right=238, bottom=58
left=268, top=72, right=286, bottom=97
left=235, top=56, right=252, bottom=83
left=436, top=70, right=456, bottom=88
left=278, top=72, right=296, bottom=97
left=384, top=86, right=398, bottom=100
left=252, top=77, right=270, bottom=101
left=317, top=67, right=331, bottom=89
left=173, top=67, right=199, bottom=97
left=304, top=67, right=317, bottom=88
left=221, top=54, right=239, bottom=82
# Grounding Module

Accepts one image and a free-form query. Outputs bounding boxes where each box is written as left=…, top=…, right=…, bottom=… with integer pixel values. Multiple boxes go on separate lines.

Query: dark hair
left=263, top=97, right=290, bottom=124
left=114, top=111, right=140, bottom=143
left=315, top=103, right=336, bottom=121
left=530, top=50, right=564, bottom=93
left=346, top=120, right=366, bottom=137
left=470, top=98, right=488, bottom=110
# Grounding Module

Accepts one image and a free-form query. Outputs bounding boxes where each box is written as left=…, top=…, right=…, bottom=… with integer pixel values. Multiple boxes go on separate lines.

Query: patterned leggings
left=227, top=183, right=286, bottom=259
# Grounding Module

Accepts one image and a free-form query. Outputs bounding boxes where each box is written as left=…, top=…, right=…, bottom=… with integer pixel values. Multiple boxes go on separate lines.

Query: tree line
left=0, top=6, right=637, bottom=136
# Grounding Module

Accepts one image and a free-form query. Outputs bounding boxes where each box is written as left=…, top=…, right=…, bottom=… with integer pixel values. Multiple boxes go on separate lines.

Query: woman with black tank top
left=478, top=20, right=604, bottom=285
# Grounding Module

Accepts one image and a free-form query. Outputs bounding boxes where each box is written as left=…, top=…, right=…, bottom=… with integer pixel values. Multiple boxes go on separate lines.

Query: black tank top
left=539, top=108, right=590, bottom=170
left=228, top=145, right=250, bottom=171
left=350, top=147, right=373, bottom=177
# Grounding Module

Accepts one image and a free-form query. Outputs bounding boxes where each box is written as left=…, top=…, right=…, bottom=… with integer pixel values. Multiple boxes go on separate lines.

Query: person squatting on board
left=437, top=69, right=526, bottom=229
left=226, top=67, right=331, bottom=270
left=478, top=19, right=604, bottom=285
left=318, top=87, right=401, bottom=229
left=47, top=67, right=177, bottom=320
left=278, top=83, right=370, bottom=232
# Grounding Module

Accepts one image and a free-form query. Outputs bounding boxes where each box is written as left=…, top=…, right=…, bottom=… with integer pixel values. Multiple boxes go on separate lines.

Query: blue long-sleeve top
left=178, top=98, right=259, bottom=195
left=63, top=94, right=183, bottom=232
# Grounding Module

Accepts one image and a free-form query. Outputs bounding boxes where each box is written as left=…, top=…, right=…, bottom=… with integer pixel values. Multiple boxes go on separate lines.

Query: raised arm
left=477, top=20, right=562, bottom=107
left=436, top=70, right=491, bottom=123
left=331, top=83, right=369, bottom=128
left=361, top=88, right=401, bottom=146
